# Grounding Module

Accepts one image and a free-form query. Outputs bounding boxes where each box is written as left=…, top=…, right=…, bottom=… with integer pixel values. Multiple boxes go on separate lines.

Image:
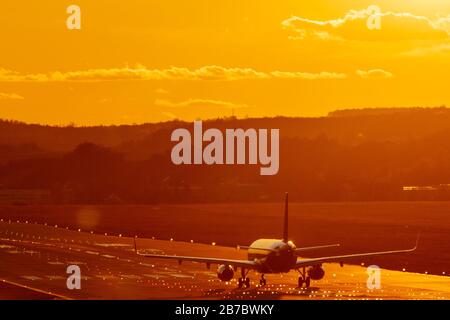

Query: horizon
left=1, top=105, right=449, bottom=128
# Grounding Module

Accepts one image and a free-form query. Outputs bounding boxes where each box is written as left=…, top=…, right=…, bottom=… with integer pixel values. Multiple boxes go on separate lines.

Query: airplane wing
left=295, top=242, right=418, bottom=268
left=137, top=252, right=258, bottom=268
left=133, top=238, right=258, bottom=268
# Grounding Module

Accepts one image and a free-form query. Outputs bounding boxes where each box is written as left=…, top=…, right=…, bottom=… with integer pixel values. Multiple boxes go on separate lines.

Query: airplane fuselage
left=247, top=239, right=297, bottom=273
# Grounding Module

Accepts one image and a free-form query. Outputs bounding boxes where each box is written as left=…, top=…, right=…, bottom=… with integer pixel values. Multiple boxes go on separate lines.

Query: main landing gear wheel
left=305, top=276, right=311, bottom=288
left=298, top=277, right=304, bottom=288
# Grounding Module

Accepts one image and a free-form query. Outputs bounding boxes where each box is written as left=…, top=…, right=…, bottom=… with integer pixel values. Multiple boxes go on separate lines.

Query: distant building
left=403, top=186, right=438, bottom=191
left=402, top=184, right=450, bottom=200
left=0, top=189, right=51, bottom=204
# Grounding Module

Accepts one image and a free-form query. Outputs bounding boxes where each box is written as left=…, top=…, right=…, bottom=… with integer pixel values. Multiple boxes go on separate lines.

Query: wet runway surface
left=1, top=220, right=449, bottom=300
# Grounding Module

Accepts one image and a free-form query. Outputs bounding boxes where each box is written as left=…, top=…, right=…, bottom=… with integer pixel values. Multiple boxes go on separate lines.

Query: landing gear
left=297, top=267, right=311, bottom=288
left=238, top=268, right=251, bottom=289
left=259, top=274, right=267, bottom=286
left=238, top=277, right=251, bottom=289
left=298, top=276, right=311, bottom=288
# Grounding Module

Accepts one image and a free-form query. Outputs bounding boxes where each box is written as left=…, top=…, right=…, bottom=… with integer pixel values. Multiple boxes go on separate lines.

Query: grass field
left=0, top=201, right=449, bottom=276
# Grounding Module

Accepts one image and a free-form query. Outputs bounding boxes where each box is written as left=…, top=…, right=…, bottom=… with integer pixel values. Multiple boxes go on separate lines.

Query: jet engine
left=307, top=265, right=325, bottom=280
left=217, top=265, right=234, bottom=281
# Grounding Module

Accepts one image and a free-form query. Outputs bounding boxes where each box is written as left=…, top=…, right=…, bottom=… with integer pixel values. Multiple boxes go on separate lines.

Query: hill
left=2, top=108, right=450, bottom=203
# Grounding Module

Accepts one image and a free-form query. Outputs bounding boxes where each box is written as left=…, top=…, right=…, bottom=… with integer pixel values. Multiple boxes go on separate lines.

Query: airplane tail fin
left=283, top=192, right=289, bottom=242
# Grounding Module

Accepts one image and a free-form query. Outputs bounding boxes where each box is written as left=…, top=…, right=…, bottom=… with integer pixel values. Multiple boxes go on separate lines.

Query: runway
left=0, top=220, right=449, bottom=300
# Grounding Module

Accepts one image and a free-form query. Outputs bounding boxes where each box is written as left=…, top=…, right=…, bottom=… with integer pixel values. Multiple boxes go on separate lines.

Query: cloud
left=161, top=111, right=177, bottom=120
left=155, top=88, right=169, bottom=94
left=155, top=98, right=248, bottom=109
left=0, top=65, right=347, bottom=82
left=282, top=8, right=450, bottom=41
left=0, top=92, right=24, bottom=100
left=270, top=71, right=347, bottom=79
left=356, top=69, right=393, bottom=79
left=400, top=43, right=450, bottom=57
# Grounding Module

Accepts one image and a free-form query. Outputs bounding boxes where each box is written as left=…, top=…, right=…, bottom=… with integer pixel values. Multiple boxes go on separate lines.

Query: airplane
left=134, top=193, right=419, bottom=289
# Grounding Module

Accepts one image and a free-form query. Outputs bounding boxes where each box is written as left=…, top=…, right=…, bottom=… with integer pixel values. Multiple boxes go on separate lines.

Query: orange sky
left=0, top=0, right=449, bottom=125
